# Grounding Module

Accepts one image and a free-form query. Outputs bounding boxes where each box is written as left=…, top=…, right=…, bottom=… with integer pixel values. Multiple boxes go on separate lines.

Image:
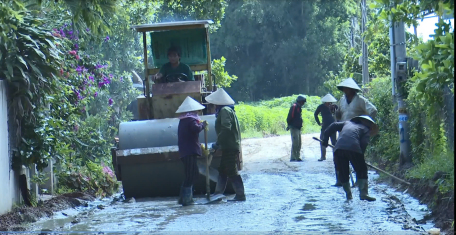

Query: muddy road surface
left=29, top=134, right=438, bottom=234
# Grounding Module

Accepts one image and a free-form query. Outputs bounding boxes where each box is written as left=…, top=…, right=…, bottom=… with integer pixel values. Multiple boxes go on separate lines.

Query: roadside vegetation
left=1, top=0, right=453, bottom=232
left=237, top=95, right=321, bottom=139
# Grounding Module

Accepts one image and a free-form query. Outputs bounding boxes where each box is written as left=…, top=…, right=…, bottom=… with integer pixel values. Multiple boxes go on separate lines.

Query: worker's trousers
left=218, top=149, right=240, bottom=177
left=334, top=149, right=368, bottom=183
left=181, top=155, right=199, bottom=187
left=290, top=127, right=302, bottom=160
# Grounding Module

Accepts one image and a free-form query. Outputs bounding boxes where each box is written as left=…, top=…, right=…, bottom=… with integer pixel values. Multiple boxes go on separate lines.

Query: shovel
left=194, top=127, right=225, bottom=204
left=312, top=137, right=411, bottom=186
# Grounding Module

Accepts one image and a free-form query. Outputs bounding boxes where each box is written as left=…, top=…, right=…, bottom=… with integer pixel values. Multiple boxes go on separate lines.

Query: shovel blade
left=196, top=160, right=219, bottom=182
left=194, top=194, right=226, bottom=205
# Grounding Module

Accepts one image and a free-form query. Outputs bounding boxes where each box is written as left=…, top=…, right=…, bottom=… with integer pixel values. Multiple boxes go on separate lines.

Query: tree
left=212, top=0, right=353, bottom=101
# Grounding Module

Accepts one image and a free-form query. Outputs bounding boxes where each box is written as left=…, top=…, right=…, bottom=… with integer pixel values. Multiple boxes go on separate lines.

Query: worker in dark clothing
left=286, top=95, right=306, bottom=162
left=333, top=78, right=378, bottom=187
left=176, top=96, right=208, bottom=206
left=322, top=115, right=379, bottom=201
left=153, top=46, right=194, bottom=83
left=314, top=94, right=338, bottom=162
left=206, top=88, right=246, bottom=201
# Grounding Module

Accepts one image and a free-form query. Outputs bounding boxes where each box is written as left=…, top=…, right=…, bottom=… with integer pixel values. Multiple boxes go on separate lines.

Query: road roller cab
left=111, top=20, right=242, bottom=198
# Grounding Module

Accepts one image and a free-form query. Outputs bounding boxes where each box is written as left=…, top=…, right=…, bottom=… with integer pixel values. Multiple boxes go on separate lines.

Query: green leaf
left=17, top=56, right=28, bottom=69
left=32, top=47, right=46, bottom=60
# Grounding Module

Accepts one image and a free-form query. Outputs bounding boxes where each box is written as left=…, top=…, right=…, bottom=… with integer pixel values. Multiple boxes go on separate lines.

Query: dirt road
left=29, top=134, right=437, bottom=234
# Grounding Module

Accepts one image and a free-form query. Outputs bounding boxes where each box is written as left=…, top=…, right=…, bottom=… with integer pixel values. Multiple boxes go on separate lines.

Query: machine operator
left=153, top=46, right=195, bottom=83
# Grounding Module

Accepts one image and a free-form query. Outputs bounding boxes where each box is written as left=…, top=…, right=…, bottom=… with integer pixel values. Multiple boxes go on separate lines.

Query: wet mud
left=23, top=134, right=441, bottom=234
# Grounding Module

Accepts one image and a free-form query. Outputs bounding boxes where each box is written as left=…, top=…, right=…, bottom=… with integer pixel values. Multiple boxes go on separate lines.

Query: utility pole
left=389, top=14, right=412, bottom=167
left=361, top=0, right=369, bottom=87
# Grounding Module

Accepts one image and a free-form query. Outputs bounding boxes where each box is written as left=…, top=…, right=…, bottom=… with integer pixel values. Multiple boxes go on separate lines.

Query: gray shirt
left=323, top=121, right=370, bottom=154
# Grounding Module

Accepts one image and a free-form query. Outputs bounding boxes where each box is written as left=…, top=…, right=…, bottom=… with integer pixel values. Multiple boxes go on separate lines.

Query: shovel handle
left=204, top=127, right=210, bottom=200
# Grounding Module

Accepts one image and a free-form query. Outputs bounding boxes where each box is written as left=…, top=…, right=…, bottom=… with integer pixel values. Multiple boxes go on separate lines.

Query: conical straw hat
left=321, top=94, right=337, bottom=103
left=205, top=88, right=235, bottom=105
left=337, top=78, right=362, bottom=92
left=176, top=96, right=205, bottom=113
left=351, top=115, right=379, bottom=136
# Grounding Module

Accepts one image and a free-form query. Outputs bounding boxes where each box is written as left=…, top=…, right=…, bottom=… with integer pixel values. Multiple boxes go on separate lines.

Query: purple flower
left=89, top=75, right=94, bottom=81
left=98, top=82, right=105, bottom=88
left=108, top=98, right=113, bottom=106
left=74, top=44, right=79, bottom=50
left=109, top=74, right=113, bottom=77
left=94, top=92, right=98, bottom=97
left=76, top=66, right=84, bottom=74
left=102, top=166, right=115, bottom=177
left=104, top=36, right=110, bottom=42
left=103, top=76, right=111, bottom=85
left=120, top=76, right=123, bottom=81
left=86, top=28, right=90, bottom=32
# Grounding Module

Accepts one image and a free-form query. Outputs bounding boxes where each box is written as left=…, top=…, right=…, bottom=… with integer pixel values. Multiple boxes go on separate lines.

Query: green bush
left=236, top=95, right=321, bottom=138
left=407, top=151, right=454, bottom=194
left=364, top=76, right=399, bottom=163
left=56, top=160, right=119, bottom=197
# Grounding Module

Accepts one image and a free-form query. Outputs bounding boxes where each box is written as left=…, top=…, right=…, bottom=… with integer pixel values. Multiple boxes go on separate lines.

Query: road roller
left=111, top=20, right=242, bottom=198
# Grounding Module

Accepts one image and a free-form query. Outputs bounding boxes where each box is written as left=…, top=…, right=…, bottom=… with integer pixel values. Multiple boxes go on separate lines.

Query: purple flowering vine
left=104, top=36, right=110, bottom=42
left=108, top=98, right=113, bottom=106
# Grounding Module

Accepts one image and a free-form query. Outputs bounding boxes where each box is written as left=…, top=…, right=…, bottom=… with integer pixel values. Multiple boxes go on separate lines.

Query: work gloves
left=200, top=144, right=210, bottom=157
left=202, top=120, right=209, bottom=131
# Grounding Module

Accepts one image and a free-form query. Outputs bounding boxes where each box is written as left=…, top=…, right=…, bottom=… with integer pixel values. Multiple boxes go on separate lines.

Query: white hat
left=205, top=88, right=235, bottom=105
left=321, top=94, right=337, bottom=103
left=337, top=78, right=362, bottom=92
left=351, top=115, right=379, bottom=136
left=176, top=96, right=205, bottom=113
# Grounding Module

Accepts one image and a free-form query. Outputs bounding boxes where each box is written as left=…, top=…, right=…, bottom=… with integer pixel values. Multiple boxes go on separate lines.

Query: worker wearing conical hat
left=176, top=96, right=208, bottom=206
left=332, top=78, right=378, bottom=187
left=205, top=89, right=246, bottom=201
left=335, top=78, right=377, bottom=122
left=314, top=94, right=338, bottom=162
left=322, top=115, right=379, bottom=202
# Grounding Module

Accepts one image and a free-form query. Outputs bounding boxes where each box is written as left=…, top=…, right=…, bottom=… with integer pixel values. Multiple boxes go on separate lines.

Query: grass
left=407, top=150, right=454, bottom=194
left=236, top=95, right=321, bottom=139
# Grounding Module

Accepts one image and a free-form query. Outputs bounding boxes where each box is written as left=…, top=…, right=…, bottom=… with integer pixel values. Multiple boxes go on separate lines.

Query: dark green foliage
left=212, top=0, right=353, bottom=101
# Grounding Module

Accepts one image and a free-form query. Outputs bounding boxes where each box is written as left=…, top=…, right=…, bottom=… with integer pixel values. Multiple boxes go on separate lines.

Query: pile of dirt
left=0, top=192, right=95, bottom=231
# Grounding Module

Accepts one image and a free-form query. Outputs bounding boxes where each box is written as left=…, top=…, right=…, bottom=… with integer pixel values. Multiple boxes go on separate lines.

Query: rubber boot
left=182, top=187, right=195, bottom=206
left=318, top=147, right=326, bottom=161
left=177, top=184, right=184, bottom=205
left=341, top=182, right=353, bottom=200
left=214, top=174, right=228, bottom=195
left=332, top=169, right=342, bottom=187
left=228, top=175, right=246, bottom=201
left=358, top=179, right=376, bottom=201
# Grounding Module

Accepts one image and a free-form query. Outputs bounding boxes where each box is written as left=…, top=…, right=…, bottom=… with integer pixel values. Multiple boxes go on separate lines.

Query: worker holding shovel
left=176, top=96, right=208, bottom=206
left=314, top=94, right=338, bottom=162
left=322, top=115, right=379, bottom=201
left=205, top=88, right=246, bottom=201
left=332, top=78, right=378, bottom=187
